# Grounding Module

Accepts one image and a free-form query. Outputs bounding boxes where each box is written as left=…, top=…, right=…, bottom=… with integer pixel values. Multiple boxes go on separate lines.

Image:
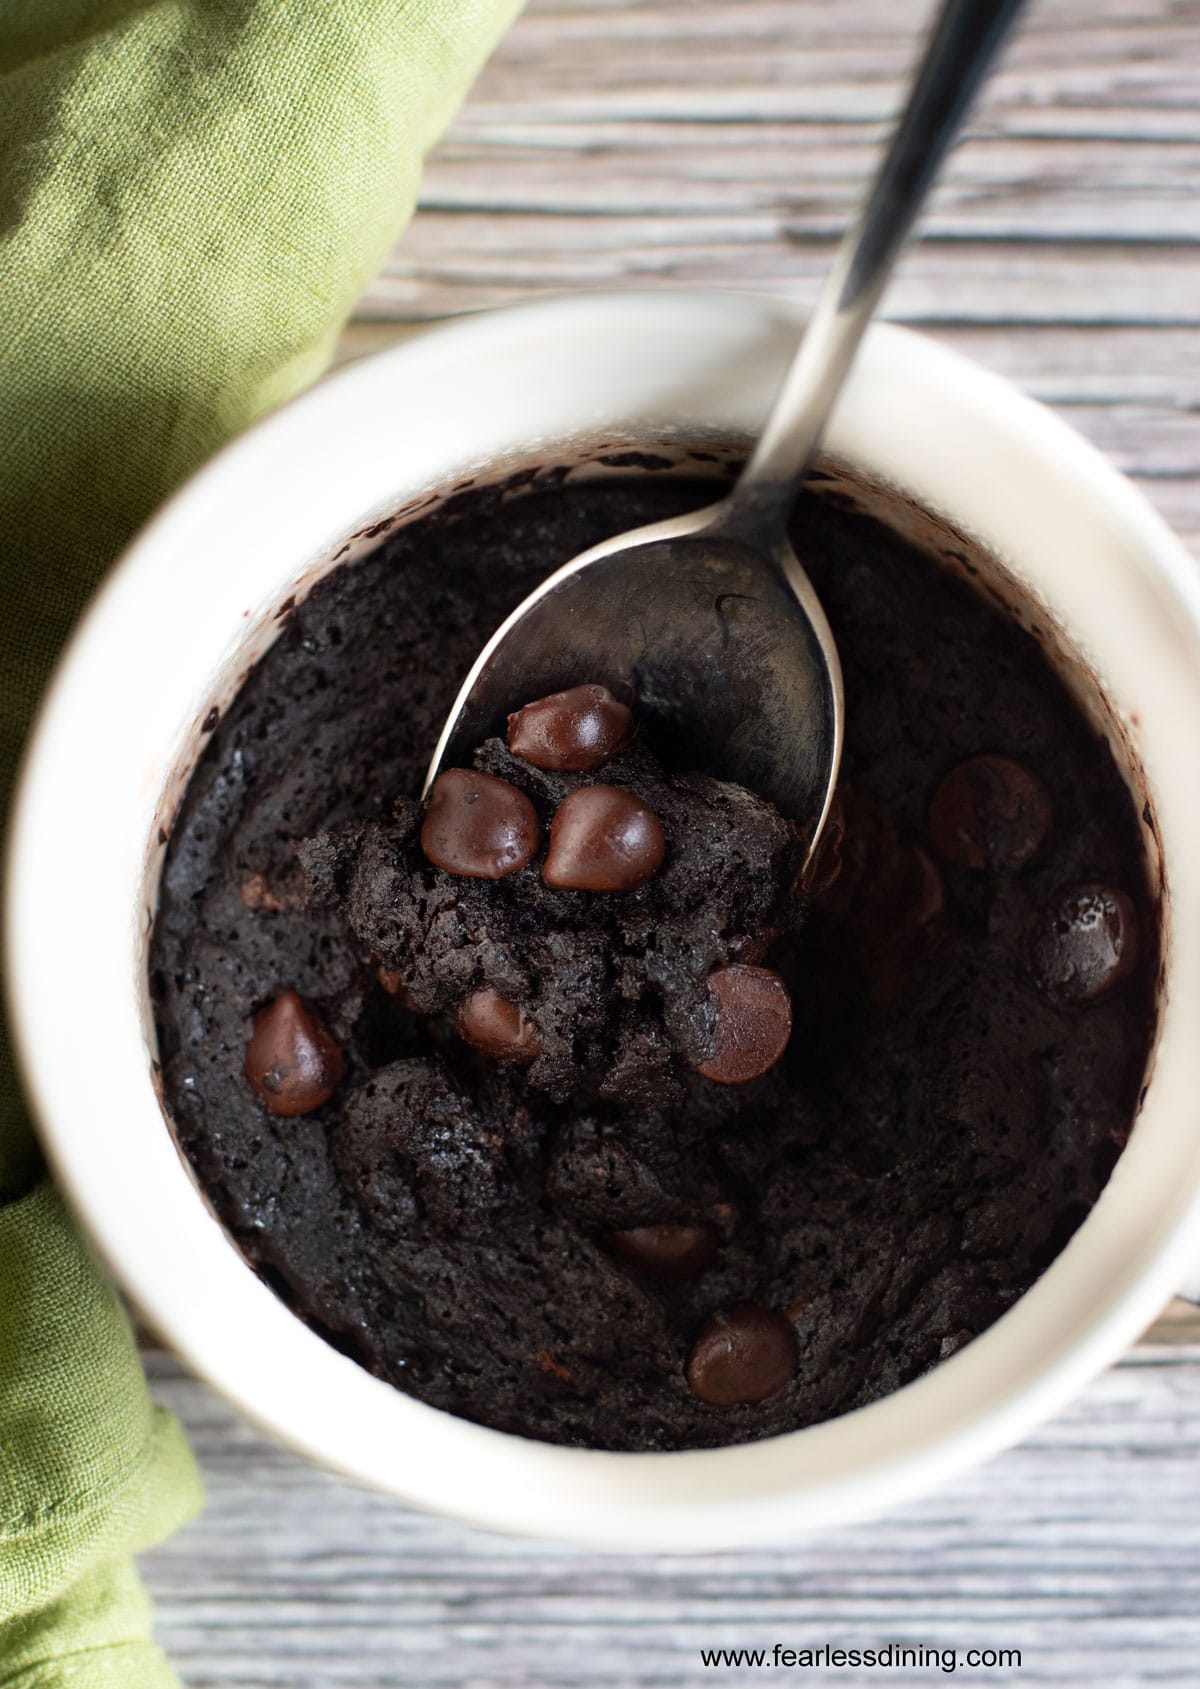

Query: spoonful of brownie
left=426, top=0, right=1026, bottom=861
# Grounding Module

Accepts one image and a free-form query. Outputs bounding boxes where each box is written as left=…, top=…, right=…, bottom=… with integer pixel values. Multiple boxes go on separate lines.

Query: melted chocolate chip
left=607, top=1222, right=718, bottom=1287
left=243, top=990, right=343, bottom=1116
left=1030, top=882, right=1139, bottom=1003
left=421, top=768, right=539, bottom=879
left=686, top=1306, right=798, bottom=1406
left=457, top=989, right=541, bottom=1062
left=824, top=791, right=944, bottom=935
left=928, top=754, right=1052, bottom=871
left=908, top=843, right=945, bottom=924
left=697, top=965, right=792, bottom=1083
left=804, top=792, right=846, bottom=895
left=543, top=785, right=665, bottom=891
left=507, top=684, right=635, bottom=771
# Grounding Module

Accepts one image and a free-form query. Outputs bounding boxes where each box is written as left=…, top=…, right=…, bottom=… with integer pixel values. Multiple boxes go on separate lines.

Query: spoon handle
left=726, top=0, right=1028, bottom=532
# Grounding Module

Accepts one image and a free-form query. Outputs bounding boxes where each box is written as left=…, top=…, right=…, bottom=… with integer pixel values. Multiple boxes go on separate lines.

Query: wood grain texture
left=147, top=0, right=1200, bottom=1680
left=142, top=1345, right=1200, bottom=1687
left=348, top=0, right=1200, bottom=548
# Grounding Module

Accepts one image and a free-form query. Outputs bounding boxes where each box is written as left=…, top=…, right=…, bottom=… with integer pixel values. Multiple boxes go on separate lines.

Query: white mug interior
left=8, top=291, right=1200, bottom=1548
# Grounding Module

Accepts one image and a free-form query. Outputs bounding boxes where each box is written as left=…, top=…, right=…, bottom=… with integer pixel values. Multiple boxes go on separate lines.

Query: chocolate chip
left=686, top=1306, right=798, bottom=1406
left=697, top=965, right=791, bottom=1083
left=507, top=684, right=634, bottom=771
left=804, top=792, right=845, bottom=895
left=457, top=989, right=541, bottom=1062
left=244, top=990, right=343, bottom=1116
left=543, top=785, right=665, bottom=891
left=607, top=1222, right=718, bottom=1287
left=928, top=754, right=1052, bottom=871
left=1030, top=882, right=1139, bottom=1003
left=421, top=768, right=539, bottom=879
left=816, top=791, right=946, bottom=1007
left=821, top=789, right=926, bottom=927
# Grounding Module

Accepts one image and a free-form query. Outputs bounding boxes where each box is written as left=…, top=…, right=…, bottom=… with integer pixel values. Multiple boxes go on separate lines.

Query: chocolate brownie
left=297, top=731, right=801, bottom=1106
left=150, top=464, right=1158, bottom=1451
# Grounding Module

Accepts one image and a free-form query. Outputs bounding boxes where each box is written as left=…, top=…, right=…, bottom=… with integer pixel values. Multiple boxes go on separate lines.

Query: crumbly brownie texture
left=151, top=468, right=1158, bottom=1451
left=298, top=734, right=802, bottom=1107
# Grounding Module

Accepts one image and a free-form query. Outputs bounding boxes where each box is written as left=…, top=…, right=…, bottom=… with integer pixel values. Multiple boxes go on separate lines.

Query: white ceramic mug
left=8, top=291, right=1200, bottom=1549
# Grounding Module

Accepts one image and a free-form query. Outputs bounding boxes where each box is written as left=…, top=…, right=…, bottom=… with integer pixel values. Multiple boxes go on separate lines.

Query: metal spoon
left=426, top=0, right=1027, bottom=859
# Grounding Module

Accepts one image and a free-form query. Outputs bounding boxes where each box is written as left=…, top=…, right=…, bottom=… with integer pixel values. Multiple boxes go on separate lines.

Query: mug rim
left=8, top=289, right=1200, bottom=1549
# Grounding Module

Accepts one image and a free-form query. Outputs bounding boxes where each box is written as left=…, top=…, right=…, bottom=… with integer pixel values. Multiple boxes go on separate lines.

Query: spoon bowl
left=425, top=0, right=1026, bottom=850
left=424, top=499, right=843, bottom=855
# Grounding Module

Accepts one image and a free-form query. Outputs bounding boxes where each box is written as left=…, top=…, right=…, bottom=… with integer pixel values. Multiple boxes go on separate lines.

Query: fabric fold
left=1, top=0, right=522, bottom=1674
left=1, top=1557, right=177, bottom=1688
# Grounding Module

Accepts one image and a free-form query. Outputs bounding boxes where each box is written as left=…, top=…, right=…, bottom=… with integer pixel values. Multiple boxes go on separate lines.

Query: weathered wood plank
left=141, top=1345, right=1200, bottom=1687
left=339, top=0, right=1200, bottom=564
left=364, top=232, right=1200, bottom=325
left=461, top=0, right=1195, bottom=104
left=411, top=0, right=1200, bottom=243
left=415, top=134, right=1200, bottom=242
left=362, top=0, right=1200, bottom=324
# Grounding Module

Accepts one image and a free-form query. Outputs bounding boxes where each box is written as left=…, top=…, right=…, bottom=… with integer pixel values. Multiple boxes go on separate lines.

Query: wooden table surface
left=142, top=0, right=1200, bottom=1681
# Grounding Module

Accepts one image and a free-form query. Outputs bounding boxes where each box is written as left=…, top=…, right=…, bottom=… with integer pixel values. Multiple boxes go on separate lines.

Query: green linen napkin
left=0, top=0, right=520, bottom=1678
